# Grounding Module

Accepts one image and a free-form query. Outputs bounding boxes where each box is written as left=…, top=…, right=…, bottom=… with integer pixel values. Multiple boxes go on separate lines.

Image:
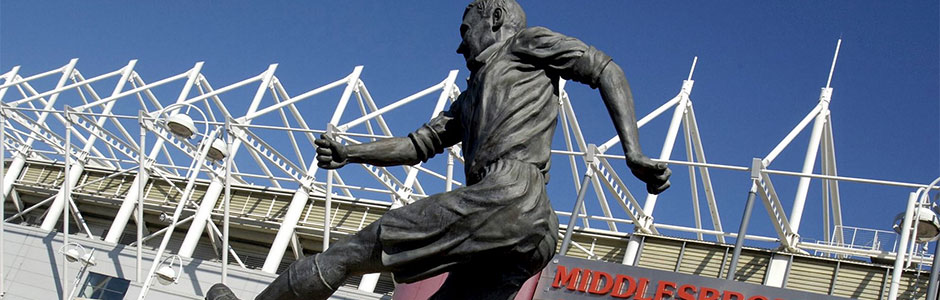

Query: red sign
left=551, top=265, right=780, bottom=300
left=534, top=256, right=849, bottom=300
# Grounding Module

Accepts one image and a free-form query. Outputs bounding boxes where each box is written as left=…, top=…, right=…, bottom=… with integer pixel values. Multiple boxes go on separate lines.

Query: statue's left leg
left=206, top=252, right=339, bottom=300
left=208, top=219, right=388, bottom=300
left=254, top=221, right=386, bottom=300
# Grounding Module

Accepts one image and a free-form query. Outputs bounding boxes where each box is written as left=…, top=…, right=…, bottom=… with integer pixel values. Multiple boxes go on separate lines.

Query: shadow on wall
left=40, top=230, right=66, bottom=299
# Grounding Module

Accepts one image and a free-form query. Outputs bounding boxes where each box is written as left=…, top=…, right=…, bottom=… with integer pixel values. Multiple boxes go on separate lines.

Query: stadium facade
left=0, top=48, right=935, bottom=299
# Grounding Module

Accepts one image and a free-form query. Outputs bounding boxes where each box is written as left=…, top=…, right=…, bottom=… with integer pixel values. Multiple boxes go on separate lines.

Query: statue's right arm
left=346, top=137, right=424, bottom=167
left=315, top=108, right=463, bottom=169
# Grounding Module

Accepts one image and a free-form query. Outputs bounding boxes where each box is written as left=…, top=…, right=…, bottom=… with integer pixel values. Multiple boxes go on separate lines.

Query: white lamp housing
left=206, top=138, right=229, bottom=161
left=156, top=265, right=178, bottom=285
left=166, top=114, right=197, bottom=139
left=914, top=207, right=940, bottom=243
left=893, top=207, right=940, bottom=243
left=81, top=253, right=97, bottom=266
left=64, top=248, right=81, bottom=263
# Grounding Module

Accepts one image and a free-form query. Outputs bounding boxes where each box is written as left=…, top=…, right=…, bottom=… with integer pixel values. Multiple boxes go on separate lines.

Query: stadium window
left=77, top=272, right=130, bottom=300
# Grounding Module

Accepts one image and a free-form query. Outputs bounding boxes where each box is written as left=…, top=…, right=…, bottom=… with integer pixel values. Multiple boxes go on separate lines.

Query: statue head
left=457, top=0, right=527, bottom=66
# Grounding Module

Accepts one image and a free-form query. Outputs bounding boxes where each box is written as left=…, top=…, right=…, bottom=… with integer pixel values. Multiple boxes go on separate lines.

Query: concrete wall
left=0, top=224, right=387, bottom=300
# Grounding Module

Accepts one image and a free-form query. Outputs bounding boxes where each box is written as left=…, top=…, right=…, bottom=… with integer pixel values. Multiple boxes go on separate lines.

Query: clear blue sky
left=1, top=1, right=938, bottom=249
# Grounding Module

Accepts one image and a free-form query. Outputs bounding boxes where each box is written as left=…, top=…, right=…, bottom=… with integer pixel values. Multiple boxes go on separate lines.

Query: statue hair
left=466, top=0, right=527, bottom=32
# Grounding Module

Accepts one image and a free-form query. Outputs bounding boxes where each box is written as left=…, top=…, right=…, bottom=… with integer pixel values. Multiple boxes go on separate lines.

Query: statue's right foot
left=206, top=283, right=241, bottom=300
left=256, top=254, right=337, bottom=300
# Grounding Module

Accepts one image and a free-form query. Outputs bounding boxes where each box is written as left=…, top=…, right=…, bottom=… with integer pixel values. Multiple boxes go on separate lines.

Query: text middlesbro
left=552, top=266, right=784, bottom=300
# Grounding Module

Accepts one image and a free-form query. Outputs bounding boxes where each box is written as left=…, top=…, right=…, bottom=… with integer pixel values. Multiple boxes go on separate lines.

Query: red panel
left=391, top=271, right=541, bottom=300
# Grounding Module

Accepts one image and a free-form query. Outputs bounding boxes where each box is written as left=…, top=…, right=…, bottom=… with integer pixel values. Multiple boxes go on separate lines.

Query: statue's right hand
left=315, top=134, right=348, bottom=169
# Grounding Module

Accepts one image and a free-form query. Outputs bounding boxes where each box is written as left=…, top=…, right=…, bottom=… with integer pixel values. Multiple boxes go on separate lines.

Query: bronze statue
left=208, top=1, right=670, bottom=299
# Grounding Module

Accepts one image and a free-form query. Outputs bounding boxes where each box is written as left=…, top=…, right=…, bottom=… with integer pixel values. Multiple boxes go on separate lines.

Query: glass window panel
left=83, top=272, right=106, bottom=287
left=79, top=272, right=130, bottom=300
left=106, top=277, right=130, bottom=292
left=80, top=285, right=96, bottom=298
left=101, top=290, right=125, bottom=300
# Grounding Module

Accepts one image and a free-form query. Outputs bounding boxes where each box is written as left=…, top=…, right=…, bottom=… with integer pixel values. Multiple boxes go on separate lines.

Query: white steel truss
left=0, top=51, right=937, bottom=299
left=756, top=40, right=845, bottom=254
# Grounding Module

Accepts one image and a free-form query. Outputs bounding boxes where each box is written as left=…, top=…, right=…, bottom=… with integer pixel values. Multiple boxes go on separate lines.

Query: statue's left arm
left=596, top=61, right=671, bottom=194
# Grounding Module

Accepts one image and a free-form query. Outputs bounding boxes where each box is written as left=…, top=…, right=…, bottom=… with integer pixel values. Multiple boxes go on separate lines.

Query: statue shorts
left=379, top=159, right=558, bottom=284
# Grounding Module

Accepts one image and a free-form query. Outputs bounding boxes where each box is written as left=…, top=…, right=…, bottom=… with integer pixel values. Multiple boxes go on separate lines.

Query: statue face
left=456, top=6, right=498, bottom=68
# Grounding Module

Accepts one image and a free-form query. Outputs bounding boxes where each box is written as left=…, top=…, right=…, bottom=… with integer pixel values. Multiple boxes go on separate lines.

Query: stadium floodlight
left=892, top=178, right=940, bottom=300
left=154, top=103, right=229, bottom=162
left=156, top=265, right=177, bottom=285
left=913, top=206, right=940, bottom=243
left=59, top=243, right=96, bottom=266
left=60, top=243, right=97, bottom=299
left=63, top=248, right=80, bottom=263
left=207, top=138, right=229, bottom=161
left=166, top=114, right=197, bottom=139
left=156, top=103, right=208, bottom=142
left=893, top=205, right=940, bottom=243
left=152, top=255, right=183, bottom=286
left=79, top=252, right=96, bottom=266
left=925, top=177, right=940, bottom=300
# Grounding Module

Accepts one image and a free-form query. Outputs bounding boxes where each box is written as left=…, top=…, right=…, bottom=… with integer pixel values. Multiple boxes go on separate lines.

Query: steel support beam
left=137, top=129, right=218, bottom=300
left=624, top=78, right=693, bottom=265
left=788, top=39, right=841, bottom=236
left=261, top=184, right=313, bottom=273
left=887, top=191, right=919, bottom=300
left=261, top=66, right=360, bottom=273
left=41, top=60, right=137, bottom=231
left=178, top=64, right=277, bottom=258
left=105, top=62, right=205, bottom=243
left=2, top=59, right=77, bottom=212
left=788, top=87, right=831, bottom=234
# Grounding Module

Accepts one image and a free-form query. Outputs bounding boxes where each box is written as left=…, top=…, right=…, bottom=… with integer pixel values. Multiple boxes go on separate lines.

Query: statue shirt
left=410, top=26, right=612, bottom=185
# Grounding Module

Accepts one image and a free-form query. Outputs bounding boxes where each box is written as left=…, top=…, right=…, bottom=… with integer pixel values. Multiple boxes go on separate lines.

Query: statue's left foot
left=206, top=283, right=241, bottom=300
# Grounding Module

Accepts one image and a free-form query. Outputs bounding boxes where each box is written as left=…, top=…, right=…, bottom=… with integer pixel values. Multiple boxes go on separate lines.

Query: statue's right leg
left=254, top=221, right=386, bottom=300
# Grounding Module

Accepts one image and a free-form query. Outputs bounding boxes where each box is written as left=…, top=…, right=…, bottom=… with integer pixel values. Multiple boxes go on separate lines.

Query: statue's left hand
left=315, top=134, right=349, bottom=169
left=626, top=155, right=671, bottom=195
